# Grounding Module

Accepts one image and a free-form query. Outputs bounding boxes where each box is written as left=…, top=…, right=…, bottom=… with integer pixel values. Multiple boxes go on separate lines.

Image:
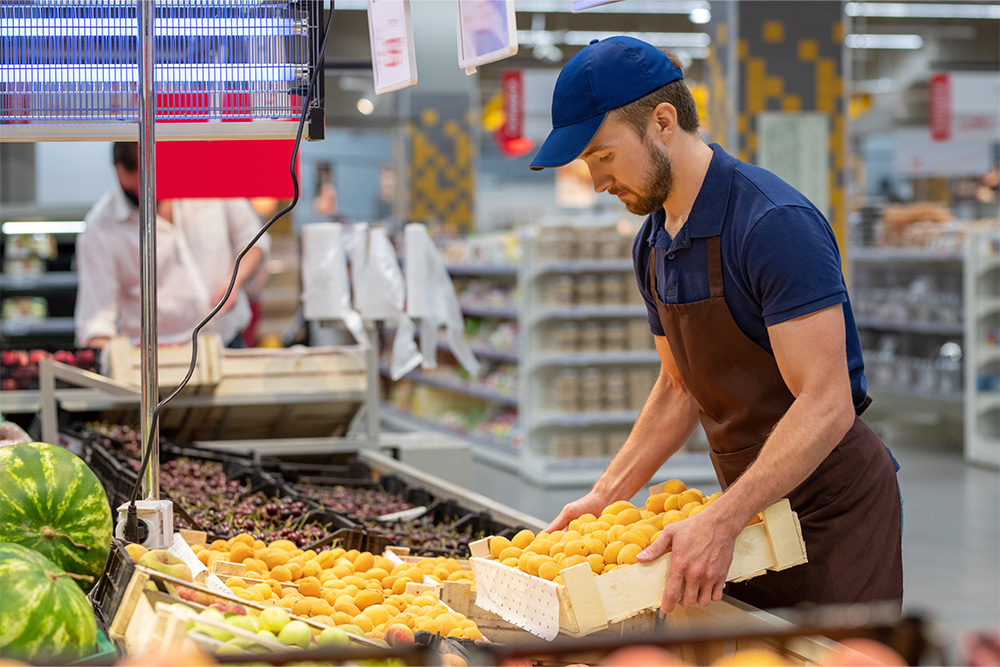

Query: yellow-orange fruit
left=537, top=561, right=561, bottom=581
left=661, top=510, right=686, bottom=526
left=678, top=490, right=703, bottom=508
left=526, top=554, right=552, bottom=576
left=228, top=543, right=254, bottom=564
left=354, top=589, right=384, bottom=610
left=563, top=540, right=589, bottom=558
left=298, top=576, right=321, bottom=598
left=528, top=538, right=554, bottom=555
left=510, top=529, right=535, bottom=550
left=270, top=565, right=292, bottom=582
left=292, top=599, right=312, bottom=617
left=265, top=550, right=290, bottom=569
left=617, top=543, right=643, bottom=565
left=615, top=508, right=642, bottom=526
left=225, top=577, right=248, bottom=589
left=489, top=536, right=512, bottom=560
left=620, top=530, right=649, bottom=549
left=604, top=541, right=625, bottom=564
left=586, top=553, right=605, bottom=574
left=661, top=479, right=687, bottom=494
left=351, top=615, right=375, bottom=634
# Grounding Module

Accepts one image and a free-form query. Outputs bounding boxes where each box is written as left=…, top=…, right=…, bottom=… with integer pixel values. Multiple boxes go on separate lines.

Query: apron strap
left=706, top=235, right=724, bottom=299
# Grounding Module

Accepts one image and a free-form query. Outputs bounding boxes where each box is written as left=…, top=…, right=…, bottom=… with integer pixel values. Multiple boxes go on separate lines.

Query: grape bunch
left=160, top=458, right=328, bottom=546
left=372, top=515, right=485, bottom=557
left=82, top=421, right=143, bottom=458
left=297, top=484, right=412, bottom=518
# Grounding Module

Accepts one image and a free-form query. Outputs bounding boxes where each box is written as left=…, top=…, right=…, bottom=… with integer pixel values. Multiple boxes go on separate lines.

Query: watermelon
left=0, top=441, right=112, bottom=592
left=0, top=542, right=98, bottom=663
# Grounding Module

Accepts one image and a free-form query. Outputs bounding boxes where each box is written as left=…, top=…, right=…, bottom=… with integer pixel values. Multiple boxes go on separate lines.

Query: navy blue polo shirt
left=632, top=143, right=868, bottom=410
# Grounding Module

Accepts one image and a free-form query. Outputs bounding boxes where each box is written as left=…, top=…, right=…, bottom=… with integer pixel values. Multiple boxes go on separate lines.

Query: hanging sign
left=929, top=73, right=950, bottom=143
left=456, top=0, right=518, bottom=75
left=367, top=0, right=418, bottom=94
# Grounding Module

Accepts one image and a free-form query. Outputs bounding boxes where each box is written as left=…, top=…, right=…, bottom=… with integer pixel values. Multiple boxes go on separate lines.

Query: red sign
left=494, top=70, right=533, bottom=159
left=156, top=140, right=297, bottom=199
left=929, top=73, right=950, bottom=142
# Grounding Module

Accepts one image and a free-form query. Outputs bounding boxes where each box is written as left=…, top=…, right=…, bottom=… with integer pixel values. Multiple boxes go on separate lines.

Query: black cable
left=125, top=2, right=336, bottom=532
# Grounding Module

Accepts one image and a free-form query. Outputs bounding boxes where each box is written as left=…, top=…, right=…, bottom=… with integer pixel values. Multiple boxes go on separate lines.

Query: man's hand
left=545, top=491, right=613, bottom=533
left=636, top=504, right=741, bottom=613
left=211, top=282, right=238, bottom=313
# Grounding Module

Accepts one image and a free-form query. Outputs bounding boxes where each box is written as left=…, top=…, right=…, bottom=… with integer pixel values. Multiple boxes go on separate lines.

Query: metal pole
left=138, top=0, right=159, bottom=499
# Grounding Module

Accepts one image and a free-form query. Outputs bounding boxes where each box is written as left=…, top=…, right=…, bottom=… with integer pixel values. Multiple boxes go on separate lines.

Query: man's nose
left=590, top=168, right=611, bottom=194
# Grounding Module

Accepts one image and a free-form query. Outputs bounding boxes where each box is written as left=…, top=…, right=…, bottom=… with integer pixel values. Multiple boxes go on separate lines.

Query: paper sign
left=456, top=0, right=518, bottom=74
left=367, top=0, right=418, bottom=94
left=757, top=112, right=830, bottom=216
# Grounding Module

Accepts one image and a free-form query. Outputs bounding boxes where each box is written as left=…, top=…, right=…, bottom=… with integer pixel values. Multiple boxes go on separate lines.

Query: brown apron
left=651, top=236, right=902, bottom=609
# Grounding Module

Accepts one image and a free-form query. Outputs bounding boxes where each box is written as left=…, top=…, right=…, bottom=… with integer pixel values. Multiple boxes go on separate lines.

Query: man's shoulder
left=84, top=188, right=128, bottom=229
left=731, top=161, right=814, bottom=210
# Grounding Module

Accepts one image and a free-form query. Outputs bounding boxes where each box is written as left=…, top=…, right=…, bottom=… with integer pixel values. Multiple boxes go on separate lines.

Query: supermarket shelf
left=459, top=303, right=519, bottom=319
left=380, top=403, right=520, bottom=473
left=854, top=316, right=964, bottom=337
left=532, top=259, right=634, bottom=275
left=867, top=383, right=963, bottom=404
left=440, top=342, right=518, bottom=363
left=0, top=317, right=75, bottom=336
left=974, top=392, right=1000, bottom=411
left=536, top=304, right=648, bottom=320
left=850, top=247, right=964, bottom=263
left=0, top=272, right=78, bottom=290
left=446, top=264, right=518, bottom=276
left=538, top=349, right=659, bottom=366
left=976, top=296, right=1000, bottom=318
left=537, top=410, right=640, bottom=428
left=1, top=387, right=366, bottom=414
left=381, top=366, right=518, bottom=406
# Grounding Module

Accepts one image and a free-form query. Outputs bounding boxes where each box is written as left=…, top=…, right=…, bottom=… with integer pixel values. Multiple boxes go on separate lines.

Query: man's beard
left=622, top=138, right=674, bottom=216
left=122, top=187, right=140, bottom=208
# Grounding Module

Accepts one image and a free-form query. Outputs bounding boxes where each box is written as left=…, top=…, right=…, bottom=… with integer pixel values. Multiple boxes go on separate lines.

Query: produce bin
left=89, top=539, right=135, bottom=638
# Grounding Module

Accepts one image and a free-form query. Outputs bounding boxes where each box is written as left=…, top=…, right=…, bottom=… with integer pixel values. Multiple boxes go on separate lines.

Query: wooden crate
left=216, top=345, right=366, bottom=396
left=106, top=334, right=223, bottom=391
left=469, top=499, right=807, bottom=639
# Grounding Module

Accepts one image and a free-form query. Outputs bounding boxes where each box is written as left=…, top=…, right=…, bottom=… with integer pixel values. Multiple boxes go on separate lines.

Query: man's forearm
left=232, top=246, right=264, bottom=291
left=592, top=371, right=701, bottom=502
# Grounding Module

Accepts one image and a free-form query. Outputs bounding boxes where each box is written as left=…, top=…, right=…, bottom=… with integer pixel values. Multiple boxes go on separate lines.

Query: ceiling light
left=2, top=221, right=87, bottom=235
left=689, top=7, right=711, bottom=24
left=356, top=97, right=375, bottom=115
left=845, top=3, right=1000, bottom=19
left=845, top=33, right=924, bottom=49
left=517, top=30, right=710, bottom=49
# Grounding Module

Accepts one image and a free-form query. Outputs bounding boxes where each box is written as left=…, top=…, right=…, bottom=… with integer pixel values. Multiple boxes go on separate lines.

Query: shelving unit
left=517, top=228, right=714, bottom=487
left=849, top=246, right=965, bottom=408
left=964, top=229, right=1000, bottom=467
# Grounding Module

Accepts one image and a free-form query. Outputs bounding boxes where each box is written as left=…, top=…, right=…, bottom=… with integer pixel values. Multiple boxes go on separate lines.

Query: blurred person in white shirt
left=74, top=142, right=270, bottom=349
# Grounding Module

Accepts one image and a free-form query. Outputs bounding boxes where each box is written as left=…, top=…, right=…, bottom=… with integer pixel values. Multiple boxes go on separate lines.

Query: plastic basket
left=88, top=540, right=135, bottom=636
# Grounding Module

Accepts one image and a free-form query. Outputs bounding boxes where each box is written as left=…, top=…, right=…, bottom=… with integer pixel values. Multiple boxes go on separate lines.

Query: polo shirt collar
left=646, top=143, right=738, bottom=248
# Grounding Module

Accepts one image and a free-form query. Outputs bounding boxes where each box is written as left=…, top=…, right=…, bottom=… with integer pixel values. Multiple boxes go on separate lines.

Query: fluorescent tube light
left=517, top=30, right=710, bottom=48
left=0, top=64, right=303, bottom=85
left=2, top=221, right=87, bottom=235
left=845, top=3, right=1000, bottom=19
left=844, top=33, right=924, bottom=49
left=0, top=17, right=302, bottom=38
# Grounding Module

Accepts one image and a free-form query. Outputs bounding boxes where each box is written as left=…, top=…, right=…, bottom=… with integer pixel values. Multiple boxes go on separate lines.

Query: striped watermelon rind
left=0, top=542, right=98, bottom=663
left=0, top=441, right=112, bottom=592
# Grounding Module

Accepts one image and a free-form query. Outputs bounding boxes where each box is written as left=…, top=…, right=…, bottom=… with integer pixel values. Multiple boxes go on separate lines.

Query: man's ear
left=651, top=102, right=678, bottom=140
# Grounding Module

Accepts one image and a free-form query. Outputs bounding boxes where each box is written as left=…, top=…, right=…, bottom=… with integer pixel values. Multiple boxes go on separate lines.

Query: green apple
left=258, top=606, right=291, bottom=634
left=227, top=638, right=254, bottom=650
left=227, top=614, right=259, bottom=634
left=277, top=620, right=313, bottom=649
left=215, top=643, right=248, bottom=657
left=256, top=630, right=277, bottom=641
left=138, top=549, right=193, bottom=582
left=337, top=623, right=365, bottom=637
left=193, top=608, right=233, bottom=642
left=317, top=626, right=350, bottom=648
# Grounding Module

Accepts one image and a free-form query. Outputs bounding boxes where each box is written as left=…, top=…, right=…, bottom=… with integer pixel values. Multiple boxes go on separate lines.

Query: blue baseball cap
left=529, top=36, right=683, bottom=171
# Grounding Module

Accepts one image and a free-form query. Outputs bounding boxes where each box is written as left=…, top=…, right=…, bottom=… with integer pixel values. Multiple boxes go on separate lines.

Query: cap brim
left=529, top=112, right=606, bottom=171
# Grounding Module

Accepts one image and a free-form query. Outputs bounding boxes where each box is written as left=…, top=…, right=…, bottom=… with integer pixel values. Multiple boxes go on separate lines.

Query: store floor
left=469, top=438, right=1000, bottom=654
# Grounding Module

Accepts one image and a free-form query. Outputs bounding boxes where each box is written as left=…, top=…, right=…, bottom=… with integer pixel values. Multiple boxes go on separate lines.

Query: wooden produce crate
left=106, top=334, right=223, bottom=392
left=217, top=345, right=366, bottom=396
left=469, top=499, right=807, bottom=639
left=383, top=547, right=657, bottom=645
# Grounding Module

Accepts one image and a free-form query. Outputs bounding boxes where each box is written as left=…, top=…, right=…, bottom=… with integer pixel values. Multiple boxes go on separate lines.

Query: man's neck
left=662, top=138, right=713, bottom=237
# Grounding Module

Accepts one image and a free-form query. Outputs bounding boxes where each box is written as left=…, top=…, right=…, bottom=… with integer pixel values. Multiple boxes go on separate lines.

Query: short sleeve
left=225, top=199, right=270, bottom=258
left=632, top=226, right=664, bottom=336
left=741, top=206, right=847, bottom=327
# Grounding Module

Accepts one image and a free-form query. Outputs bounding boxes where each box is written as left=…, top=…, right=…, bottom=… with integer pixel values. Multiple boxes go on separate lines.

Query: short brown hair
left=610, top=49, right=699, bottom=135
left=112, top=142, right=138, bottom=171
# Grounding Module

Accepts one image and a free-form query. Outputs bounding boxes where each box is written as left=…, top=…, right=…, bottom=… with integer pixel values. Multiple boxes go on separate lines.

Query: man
left=75, top=143, right=270, bottom=349
left=531, top=37, right=902, bottom=613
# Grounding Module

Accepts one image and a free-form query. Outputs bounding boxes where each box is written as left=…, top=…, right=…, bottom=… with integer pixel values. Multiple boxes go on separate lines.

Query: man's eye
left=599, top=153, right=613, bottom=162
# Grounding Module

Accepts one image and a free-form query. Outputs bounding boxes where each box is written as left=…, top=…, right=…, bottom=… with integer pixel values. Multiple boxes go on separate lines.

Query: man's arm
left=211, top=200, right=268, bottom=311
left=74, top=229, right=120, bottom=348
left=545, top=334, right=702, bottom=532
left=637, top=304, right=857, bottom=611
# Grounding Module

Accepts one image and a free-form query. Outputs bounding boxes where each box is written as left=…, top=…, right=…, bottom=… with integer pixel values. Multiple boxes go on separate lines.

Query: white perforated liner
left=471, top=556, right=561, bottom=641
left=168, top=532, right=231, bottom=596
